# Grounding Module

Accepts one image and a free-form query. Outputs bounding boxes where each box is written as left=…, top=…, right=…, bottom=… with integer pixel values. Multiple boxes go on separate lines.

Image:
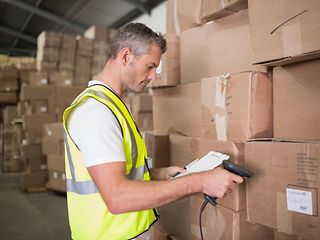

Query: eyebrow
left=149, top=63, right=157, bottom=68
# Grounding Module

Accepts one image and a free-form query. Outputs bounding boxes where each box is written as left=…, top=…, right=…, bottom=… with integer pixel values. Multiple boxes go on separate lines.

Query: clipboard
left=173, top=151, right=230, bottom=178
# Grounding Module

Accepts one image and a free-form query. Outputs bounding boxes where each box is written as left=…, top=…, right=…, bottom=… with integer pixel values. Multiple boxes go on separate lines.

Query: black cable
left=199, top=199, right=209, bottom=240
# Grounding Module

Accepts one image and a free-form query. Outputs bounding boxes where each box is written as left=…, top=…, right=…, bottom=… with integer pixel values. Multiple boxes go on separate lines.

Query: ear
left=118, top=47, right=133, bottom=66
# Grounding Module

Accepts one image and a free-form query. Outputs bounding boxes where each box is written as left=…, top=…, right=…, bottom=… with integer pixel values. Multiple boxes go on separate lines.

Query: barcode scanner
left=200, top=160, right=254, bottom=240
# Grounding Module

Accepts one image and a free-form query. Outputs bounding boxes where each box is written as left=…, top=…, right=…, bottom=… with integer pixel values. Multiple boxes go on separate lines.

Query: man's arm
left=149, top=166, right=185, bottom=180
left=88, top=162, right=243, bottom=214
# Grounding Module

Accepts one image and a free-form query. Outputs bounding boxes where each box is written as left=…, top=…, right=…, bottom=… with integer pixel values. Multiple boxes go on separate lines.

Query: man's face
left=124, top=43, right=162, bottom=93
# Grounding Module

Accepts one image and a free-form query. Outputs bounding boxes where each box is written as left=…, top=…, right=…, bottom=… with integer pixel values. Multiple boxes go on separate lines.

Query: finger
left=231, top=174, right=244, bottom=184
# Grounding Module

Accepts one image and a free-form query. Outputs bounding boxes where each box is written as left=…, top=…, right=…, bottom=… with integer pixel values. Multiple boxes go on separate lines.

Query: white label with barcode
left=287, top=188, right=313, bottom=215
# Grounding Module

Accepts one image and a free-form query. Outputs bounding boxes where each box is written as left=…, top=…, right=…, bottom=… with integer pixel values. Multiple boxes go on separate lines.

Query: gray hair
left=110, top=23, right=167, bottom=58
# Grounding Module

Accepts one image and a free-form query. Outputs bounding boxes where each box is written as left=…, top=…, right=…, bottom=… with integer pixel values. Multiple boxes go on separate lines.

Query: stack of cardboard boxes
left=42, top=123, right=65, bottom=192
left=0, top=65, right=19, bottom=103
left=1, top=106, right=23, bottom=172
left=245, top=1, right=320, bottom=240
left=144, top=0, right=320, bottom=239
left=84, top=25, right=114, bottom=77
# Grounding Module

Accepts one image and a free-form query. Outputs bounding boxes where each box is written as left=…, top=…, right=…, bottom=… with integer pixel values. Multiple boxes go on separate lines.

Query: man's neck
left=97, top=60, right=125, bottom=97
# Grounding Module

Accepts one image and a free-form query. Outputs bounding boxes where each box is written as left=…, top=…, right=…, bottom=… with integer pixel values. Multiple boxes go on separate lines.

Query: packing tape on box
left=173, top=0, right=181, bottom=35
left=282, top=22, right=302, bottom=57
left=221, top=0, right=230, bottom=9
left=214, top=74, right=230, bottom=141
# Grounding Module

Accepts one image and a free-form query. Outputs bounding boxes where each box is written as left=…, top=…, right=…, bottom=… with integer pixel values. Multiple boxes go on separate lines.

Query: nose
left=148, top=68, right=157, bottom=81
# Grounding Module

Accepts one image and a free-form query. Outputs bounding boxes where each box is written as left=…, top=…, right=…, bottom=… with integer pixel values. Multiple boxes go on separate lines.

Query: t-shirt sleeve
left=68, top=98, right=126, bottom=167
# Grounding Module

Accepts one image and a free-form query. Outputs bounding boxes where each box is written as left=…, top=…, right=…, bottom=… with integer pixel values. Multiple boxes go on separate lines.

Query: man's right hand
left=200, top=167, right=244, bottom=198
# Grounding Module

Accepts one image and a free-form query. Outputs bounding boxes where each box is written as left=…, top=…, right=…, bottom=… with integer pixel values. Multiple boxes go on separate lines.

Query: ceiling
left=0, top=0, right=165, bottom=57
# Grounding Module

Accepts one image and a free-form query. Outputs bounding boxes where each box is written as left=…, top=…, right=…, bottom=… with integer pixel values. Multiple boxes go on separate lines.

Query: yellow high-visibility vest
left=63, top=84, right=158, bottom=240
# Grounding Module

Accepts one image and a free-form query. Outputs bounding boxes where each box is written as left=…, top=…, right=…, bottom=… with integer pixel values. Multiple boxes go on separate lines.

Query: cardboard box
left=107, top=28, right=118, bottom=43
left=0, top=91, right=17, bottom=103
left=273, top=59, right=320, bottom=141
left=29, top=71, right=48, bottom=85
left=77, top=37, right=93, bottom=57
left=21, top=144, right=46, bottom=172
left=39, top=47, right=60, bottom=62
left=0, top=65, right=18, bottom=78
left=19, top=69, right=33, bottom=85
left=169, top=134, right=246, bottom=211
left=47, top=154, right=65, bottom=172
left=274, top=231, right=300, bottom=240
left=22, top=114, right=56, bottom=132
left=50, top=71, right=73, bottom=86
left=0, top=77, right=18, bottom=91
left=55, top=86, right=84, bottom=120
left=153, top=83, right=201, bottom=137
left=85, top=25, right=108, bottom=41
left=59, top=51, right=75, bottom=72
left=47, top=170, right=66, bottom=192
left=92, top=40, right=110, bottom=55
left=61, top=33, right=76, bottom=50
left=248, top=0, right=320, bottom=66
left=42, top=138, right=64, bottom=156
left=130, top=94, right=153, bottom=113
left=42, top=122, right=64, bottom=139
left=134, top=112, right=153, bottom=131
left=20, top=171, right=48, bottom=189
left=166, top=0, right=201, bottom=36
left=200, top=0, right=248, bottom=23
left=144, top=132, right=169, bottom=168
left=20, top=85, right=55, bottom=100
left=154, top=72, right=272, bottom=141
left=3, top=106, right=18, bottom=127
left=191, top=195, right=274, bottom=240
left=74, top=56, right=91, bottom=86
left=38, top=61, right=57, bottom=72
left=180, top=9, right=265, bottom=84
left=37, top=31, right=61, bottom=48
left=22, top=99, right=56, bottom=115
left=2, top=157, right=23, bottom=172
left=158, top=197, right=192, bottom=239
left=152, top=34, right=180, bottom=87
left=201, top=71, right=273, bottom=142
left=246, top=141, right=320, bottom=239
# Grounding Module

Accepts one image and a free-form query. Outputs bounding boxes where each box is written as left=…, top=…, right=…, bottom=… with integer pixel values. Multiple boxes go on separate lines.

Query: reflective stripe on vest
left=64, top=130, right=148, bottom=195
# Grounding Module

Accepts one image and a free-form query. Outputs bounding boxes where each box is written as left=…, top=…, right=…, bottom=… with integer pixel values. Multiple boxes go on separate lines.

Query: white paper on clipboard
left=174, top=151, right=230, bottom=178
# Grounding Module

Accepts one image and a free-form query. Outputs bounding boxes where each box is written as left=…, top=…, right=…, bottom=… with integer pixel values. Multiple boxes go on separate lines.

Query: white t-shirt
left=68, top=80, right=126, bottom=167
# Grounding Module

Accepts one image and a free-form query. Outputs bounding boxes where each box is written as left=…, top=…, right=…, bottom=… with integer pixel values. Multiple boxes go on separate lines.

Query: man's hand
left=200, top=167, right=244, bottom=198
left=150, top=166, right=185, bottom=180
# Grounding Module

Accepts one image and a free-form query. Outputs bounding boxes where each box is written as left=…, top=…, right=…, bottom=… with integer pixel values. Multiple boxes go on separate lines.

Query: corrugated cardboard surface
left=200, top=0, right=248, bottom=23
left=47, top=154, right=65, bottom=172
left=47, top=170, right=66, bottom=192
left=274, top=231, right=301, bottom=240
left=248, top=0, right=320, bottom=65
left=191, top=195, right=273, bottom=240
left=246, top=141, right=320, bottom=239
left=158, top=197, right=192, bottom=240
left=144, top=132, right=169, bottom=168
left=169, top=134, right=246, bottom=211
left=20, top=171, right=48, bottom=189
left=273, top=59, right=320, bottom=141
left=42, top=122, right=64, bottom=139
left=166, top=0, right=201, bottom=36
left=20, top=85, right=55, bottom=100
left=181, top=9, right=265, bottom=84
left=130, top=94, right=153, bottom=113
left=153, top=34, right=180, bottom=87
left=42, top=138, right=64, bottom=156
left=201, top=72, right=273, bottom=142
left=153, top=82, right=201, bottom=138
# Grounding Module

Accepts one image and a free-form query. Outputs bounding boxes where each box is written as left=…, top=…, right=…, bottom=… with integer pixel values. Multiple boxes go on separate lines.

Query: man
left=63, top=23, right=243, bottom=240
